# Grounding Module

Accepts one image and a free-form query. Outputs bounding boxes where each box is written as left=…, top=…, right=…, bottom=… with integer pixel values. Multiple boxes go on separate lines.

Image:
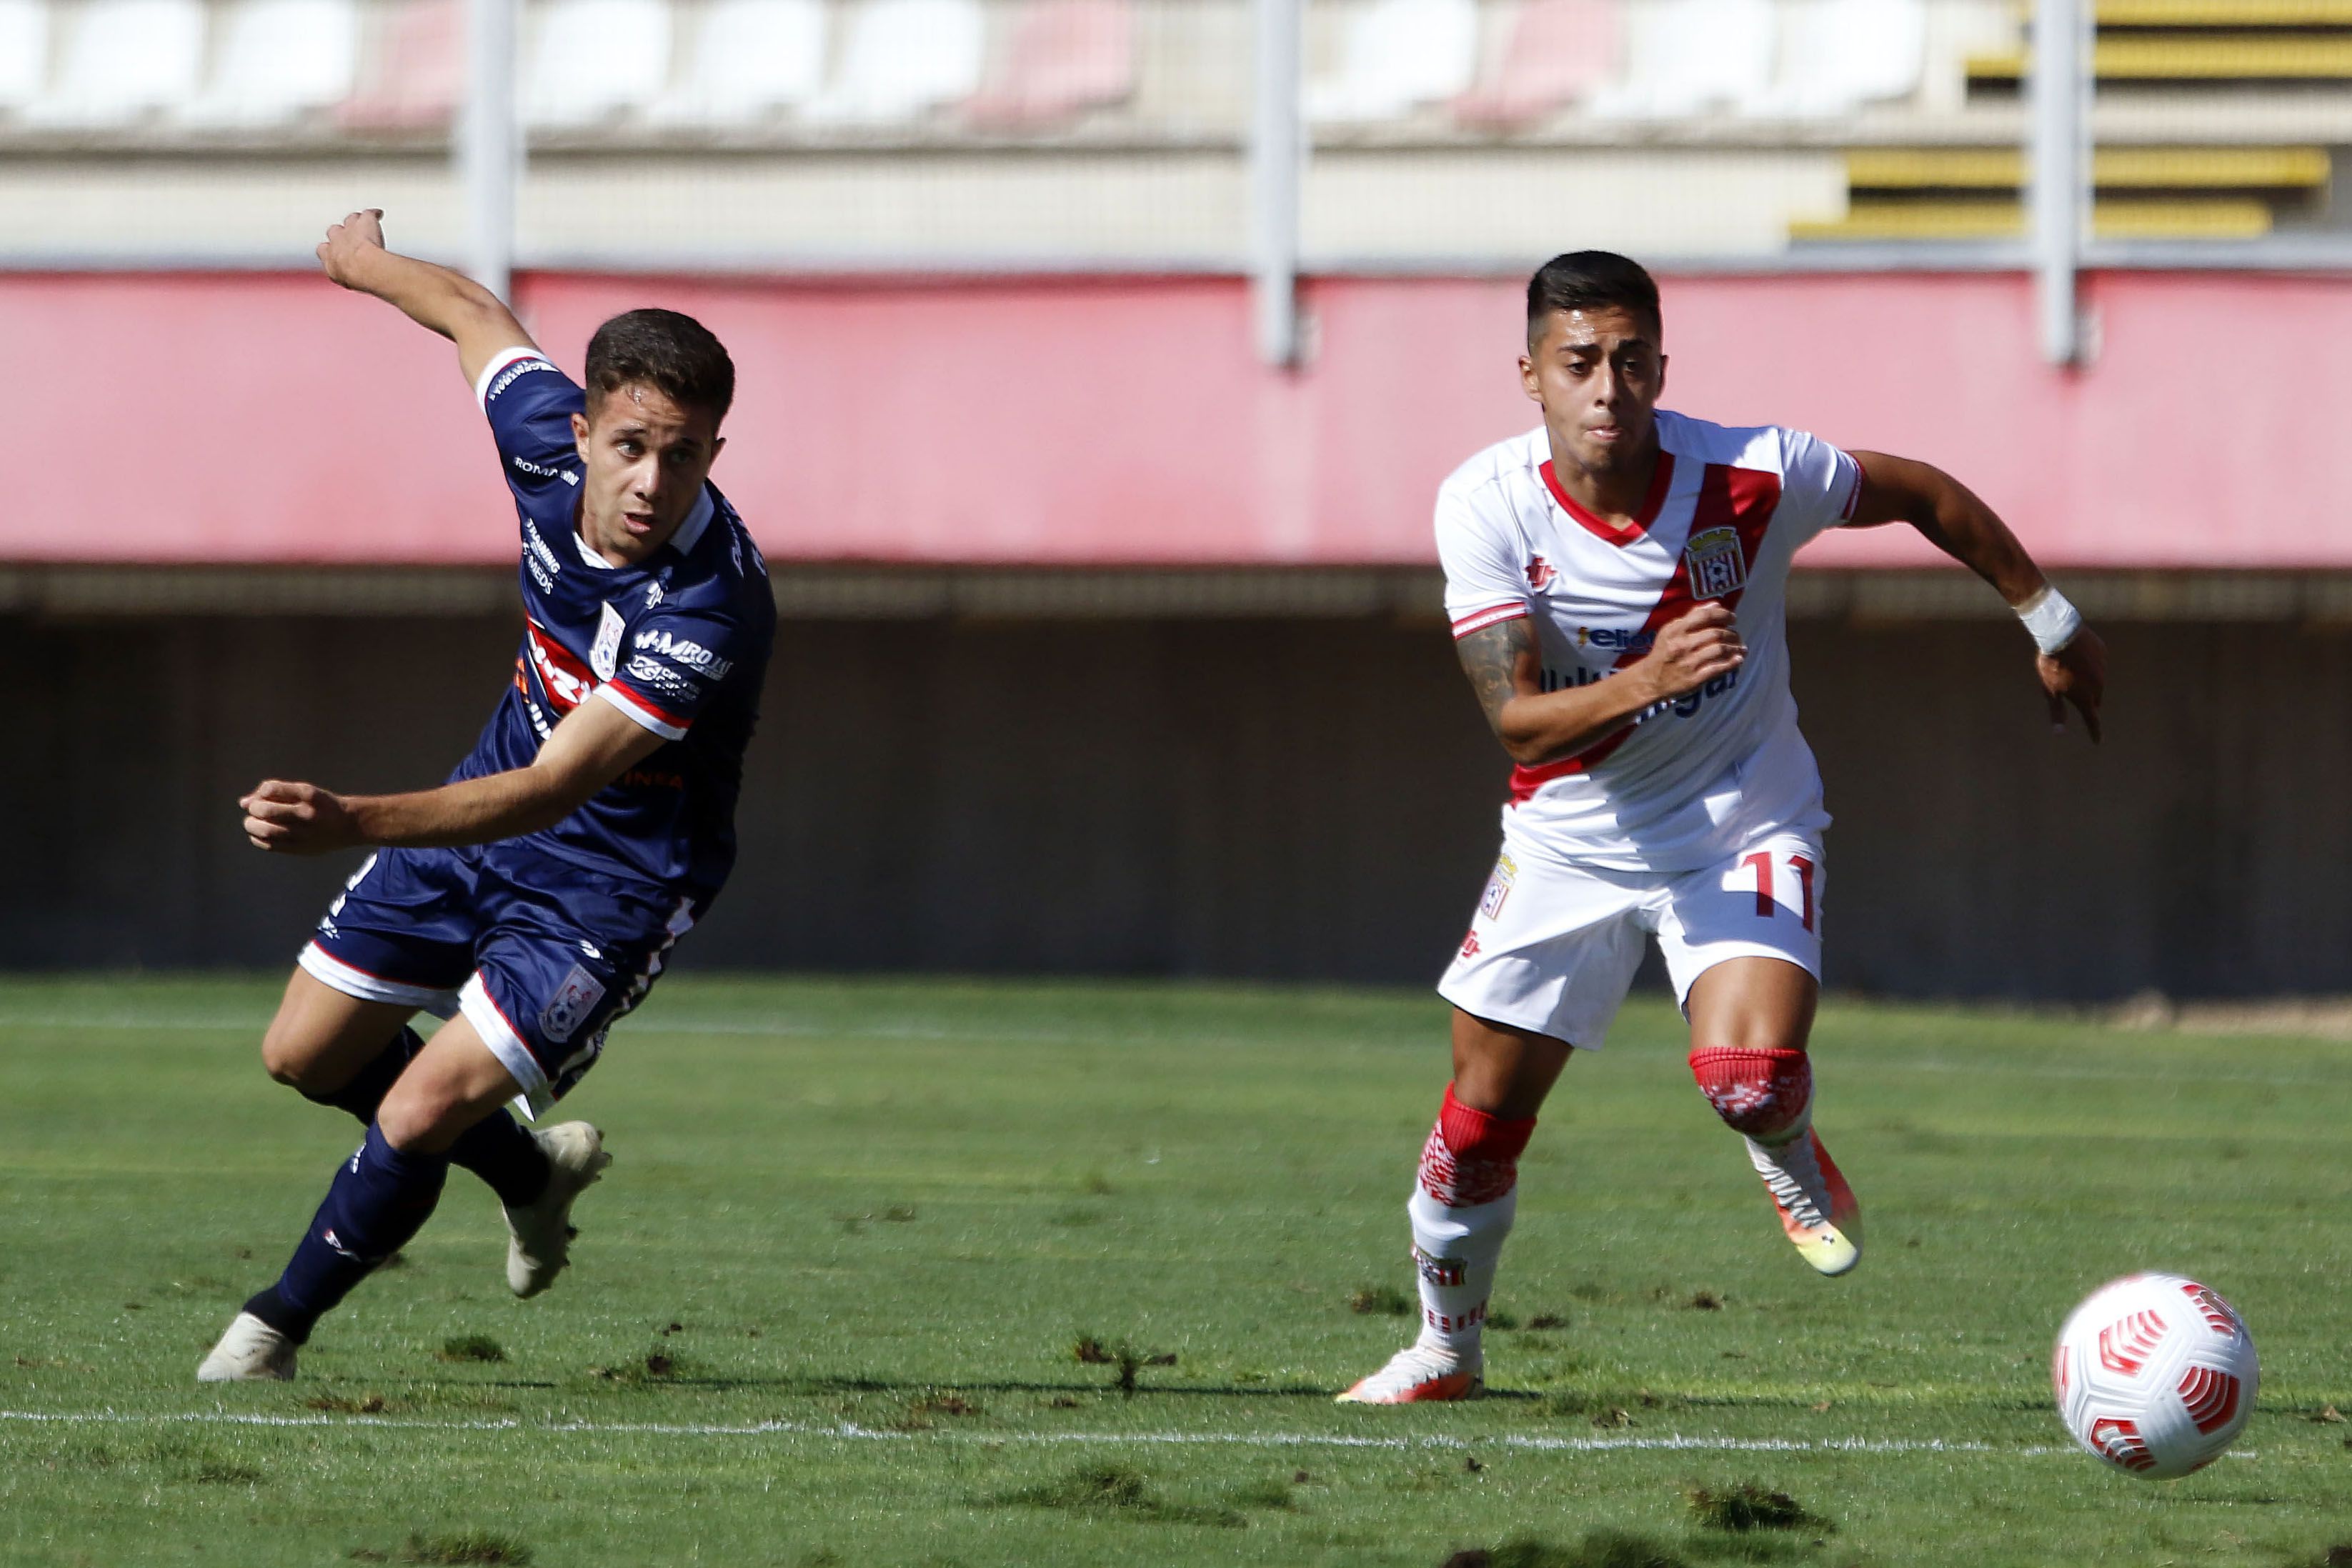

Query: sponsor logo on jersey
left=592, top=601, right=627, bottom=682
left=633, top=628, right=732, bottom=677
left=1478, top=853, right=1516, bottom=920
left=526, top=621, right=594, bottom=712
left=541, top=964, right=607, bottom=1044
left=1684, top=525, right=1748, bottom=599
left=1526, top=555, right=1557, bottom=590
left=509, top=454, right=577, bottom=486
left=486, top=356, right=557, bottom=400
left=644, top=581, right=664, bottom=609
left=1575, top=626, right=1655, bottom=651
left=522, top=520, right=564, bottom=591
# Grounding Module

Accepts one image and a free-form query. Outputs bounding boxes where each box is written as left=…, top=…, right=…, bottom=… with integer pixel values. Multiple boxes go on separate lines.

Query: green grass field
left=4, top=974, right=2351, bottom=1567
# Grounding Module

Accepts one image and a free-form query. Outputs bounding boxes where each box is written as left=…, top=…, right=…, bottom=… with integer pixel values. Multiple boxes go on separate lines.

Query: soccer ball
left=2052, top=1272, right=2259, bottom=1479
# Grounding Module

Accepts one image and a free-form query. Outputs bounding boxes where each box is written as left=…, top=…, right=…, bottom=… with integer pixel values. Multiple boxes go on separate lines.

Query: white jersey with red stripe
left=1437, top=410, right=1861, bottom=873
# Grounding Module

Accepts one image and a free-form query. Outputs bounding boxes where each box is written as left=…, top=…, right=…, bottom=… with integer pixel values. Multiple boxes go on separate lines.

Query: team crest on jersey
left=541, top=964, right=606, bottom=1044
left=1683, top=526, right=1748, bottom=599
left=591, top=601, right=626, bottom=681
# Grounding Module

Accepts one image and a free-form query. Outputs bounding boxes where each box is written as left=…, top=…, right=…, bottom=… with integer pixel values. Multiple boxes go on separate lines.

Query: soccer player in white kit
left=1339, top=251, right=2107, bottom=1403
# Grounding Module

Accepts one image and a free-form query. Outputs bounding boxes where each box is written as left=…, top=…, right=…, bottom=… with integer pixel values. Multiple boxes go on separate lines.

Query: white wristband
left=2016, top=585, right=2083, bottom=655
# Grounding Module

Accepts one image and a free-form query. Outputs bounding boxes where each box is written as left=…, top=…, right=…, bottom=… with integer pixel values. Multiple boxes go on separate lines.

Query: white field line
left=0, top=1407, right=2147, bottom=1458
left=5, top=1012, right=2347, bottom=1094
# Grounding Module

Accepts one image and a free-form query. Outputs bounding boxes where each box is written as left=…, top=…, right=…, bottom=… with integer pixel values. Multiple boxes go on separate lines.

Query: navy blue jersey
left=463, top=346, right=775, bottom=905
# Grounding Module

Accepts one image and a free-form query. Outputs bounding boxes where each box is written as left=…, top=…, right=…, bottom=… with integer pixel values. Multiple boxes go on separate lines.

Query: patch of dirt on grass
left=1350, top=1284, right=1413, bottom=1317
left=992, top=1462, right=1243, bottom=1528
left=398, top=1532, right=534, bottom=1564
left=436, top=1335, right=504, bottom=1364
left=1441, top=1530, right=1689, bottom=1567
left=1685, top=1484, right=1830, bottom=1534
left=304, top=1394, right=388, bottom=1414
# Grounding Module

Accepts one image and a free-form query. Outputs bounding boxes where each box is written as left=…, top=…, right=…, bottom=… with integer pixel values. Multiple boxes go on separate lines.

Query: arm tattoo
left=1455, top=618, right=1536, bottom=735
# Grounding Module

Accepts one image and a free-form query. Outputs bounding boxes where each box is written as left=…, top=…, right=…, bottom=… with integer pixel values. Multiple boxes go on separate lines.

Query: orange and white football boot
left=1747, top=1127, right=1862, bottom=1277
left=1335, top=1344, right=1483, bottom=1404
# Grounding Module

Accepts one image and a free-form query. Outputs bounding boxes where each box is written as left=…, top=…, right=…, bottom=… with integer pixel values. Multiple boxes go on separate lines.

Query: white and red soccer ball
left=2053, top=1272, right=2259, bottom=1479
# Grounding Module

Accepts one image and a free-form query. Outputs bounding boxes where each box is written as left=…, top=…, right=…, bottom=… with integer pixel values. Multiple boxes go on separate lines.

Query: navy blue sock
left=244, top=1123, right=448, bottom=1344
left=302, top=1026, right=549, bottom=1209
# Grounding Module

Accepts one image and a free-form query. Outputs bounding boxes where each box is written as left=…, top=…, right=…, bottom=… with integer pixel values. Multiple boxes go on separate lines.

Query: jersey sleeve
left=474, top=345, right=586, bottom=508
left=594, top=611, right=752, bottom=741
left=1775, top=428, right=1865, bottom=544
left=1436, top=482, right=1533, bottom=641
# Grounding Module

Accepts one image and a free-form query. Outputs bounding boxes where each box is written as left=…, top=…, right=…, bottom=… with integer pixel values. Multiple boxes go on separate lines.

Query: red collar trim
left=1540, top=451, right=1675, bottom=547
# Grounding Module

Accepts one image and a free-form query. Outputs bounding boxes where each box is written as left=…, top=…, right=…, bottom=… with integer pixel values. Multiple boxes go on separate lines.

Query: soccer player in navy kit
left=198, top=209, right=776, bottom=1381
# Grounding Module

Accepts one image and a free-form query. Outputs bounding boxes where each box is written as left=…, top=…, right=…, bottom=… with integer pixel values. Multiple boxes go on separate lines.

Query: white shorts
left=1437, top=828, right=1825, bottom=1050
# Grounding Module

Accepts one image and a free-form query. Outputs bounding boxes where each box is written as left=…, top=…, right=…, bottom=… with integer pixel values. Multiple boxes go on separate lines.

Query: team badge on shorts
left=591, top=601, right=626, bottom=681
left=1684, top=525, right=1748, bottom=599
left=1478, top=852, right=1517, bottom=920
left=540, top=964, right=607, bottom=1043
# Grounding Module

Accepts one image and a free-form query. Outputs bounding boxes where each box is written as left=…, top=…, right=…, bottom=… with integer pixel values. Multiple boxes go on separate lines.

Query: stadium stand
left=965, top=0, right=1139, bottom=129
left=1585, top=0, right=1777, bottom=118
left=1450, top=0, right=1620, bottom=131
left=21, top=0, right=208, bottom=126
left=0, top=0, right=48, bottom=114
left=645, top=0, right=829, bottom=127
left=524, top=0, right=672, bottom=128
left=802, top=0, right=990, bottom=123
left=1306, top=0, right=1483, bottom=123
left=1798, top=0, right=2347, bottom=241
left=336, top=0, right=462, bottom=129
left=181, top=0, right=364, bottom=127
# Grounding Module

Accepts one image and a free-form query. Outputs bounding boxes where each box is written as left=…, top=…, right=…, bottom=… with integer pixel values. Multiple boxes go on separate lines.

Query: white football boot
left=1335, top=1343, right=1483, bottom=1404
left=196, top=1312, right=297, bottom=1382
left=503, top=1122, right=612, bottom=1298
left=1748, top=1126, right=1862, bottom=1277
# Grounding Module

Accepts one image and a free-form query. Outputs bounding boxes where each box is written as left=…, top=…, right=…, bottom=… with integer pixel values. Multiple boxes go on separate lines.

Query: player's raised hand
left=239, top=779, right=362, bottom=854
left=316, top=209, right=387, bottom=289
left=1642, top=603, right=1745, bottom=701
left=2039, top=625, right=2106, bottom=744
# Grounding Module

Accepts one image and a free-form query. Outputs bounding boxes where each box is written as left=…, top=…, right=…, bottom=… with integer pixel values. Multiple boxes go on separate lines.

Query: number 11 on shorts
left=1743, top=851, right=1816, bottom=932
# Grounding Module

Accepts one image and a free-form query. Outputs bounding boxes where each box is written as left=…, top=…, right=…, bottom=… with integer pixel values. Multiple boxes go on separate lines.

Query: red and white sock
left=1689, top=1046, right=1812, bottom=1147
left=1406, top=1083, right=1535, bottom=1362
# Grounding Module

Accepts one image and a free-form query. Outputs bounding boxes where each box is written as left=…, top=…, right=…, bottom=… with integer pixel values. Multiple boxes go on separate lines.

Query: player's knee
left=1689, top=1045, right=1811, bottom=1140
left=259, top=1024, right=325, bottom=1092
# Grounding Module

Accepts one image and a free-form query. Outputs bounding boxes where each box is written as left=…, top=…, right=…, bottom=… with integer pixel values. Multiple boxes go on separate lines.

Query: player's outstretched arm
left=1458, top=606, right=1745, bottom=766
left=238, top=699, right=667, bottom=855
left=1846, top=451, right=2107, bottom=742
left=316, top=209, right=537, bottom=390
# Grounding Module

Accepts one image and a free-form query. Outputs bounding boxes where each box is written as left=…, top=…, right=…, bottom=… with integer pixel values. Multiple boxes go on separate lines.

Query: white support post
left=459, top=0, right=519, bottom=303
left=1250, top=0, right=1305, bottom=367
left=2029, top=0, right=2087, bottom=366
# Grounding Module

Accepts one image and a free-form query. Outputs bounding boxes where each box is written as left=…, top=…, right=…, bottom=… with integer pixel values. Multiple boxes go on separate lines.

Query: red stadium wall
left=7, top=269, right=2345, bottom=569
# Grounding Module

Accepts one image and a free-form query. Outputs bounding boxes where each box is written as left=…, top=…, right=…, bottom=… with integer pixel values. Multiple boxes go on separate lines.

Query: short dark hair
left=584, top=308, right=736, bottom=423
left=1526, top=251, right=1662, bottom=345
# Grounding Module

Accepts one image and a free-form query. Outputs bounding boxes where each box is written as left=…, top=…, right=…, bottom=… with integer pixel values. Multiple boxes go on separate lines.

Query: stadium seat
left=1451, top=0, right=1620, bottom=132
left=1585, top=0, right=1774, bottom=119
left=964, top=0, right=1138, bottom=130
left=1305, top=0, right=1481, bottom=124
left=644, top=0, right=828, bottom=126
left=180, top=0, right=362, bottom=127
left=523, top=0, right=673, bottom=128
left=0, top=0, right=49, bottom=115
left=21, top=0, right=206, bottom=126
left=336, top=0, right=462, bottom=130
left=1749, top=0, right=1924, bottom=118
left=802, top=0, right=988, bottom=124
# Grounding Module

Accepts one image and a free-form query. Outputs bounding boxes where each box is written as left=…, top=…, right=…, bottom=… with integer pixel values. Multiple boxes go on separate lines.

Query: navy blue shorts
left=301, top=844, right=696, bottom=1116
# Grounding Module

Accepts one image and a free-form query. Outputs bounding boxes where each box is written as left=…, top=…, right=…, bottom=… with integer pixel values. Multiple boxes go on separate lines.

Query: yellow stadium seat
left=1791, top=197, right=2275, bottom=241
left=1970, top=36, right=2352, bottom=79
left=1843, top=146, right=2330, bottom=190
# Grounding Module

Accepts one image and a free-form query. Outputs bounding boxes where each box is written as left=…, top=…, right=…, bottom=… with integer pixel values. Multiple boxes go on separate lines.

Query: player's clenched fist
left=240, top=779, right=361, bottom=854
left=1638, top=603, right=1745, bottom=701
left=316, top=209, right=386, bottom=289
